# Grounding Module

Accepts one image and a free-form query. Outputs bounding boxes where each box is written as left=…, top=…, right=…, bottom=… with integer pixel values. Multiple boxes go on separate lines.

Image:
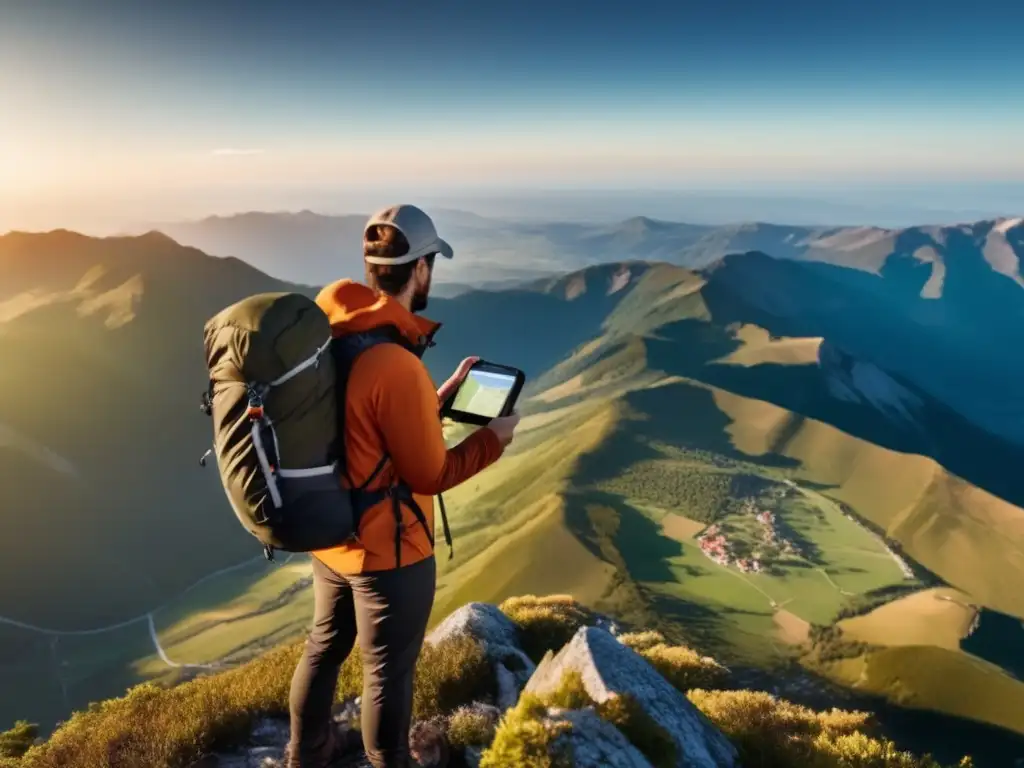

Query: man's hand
left=437, top=356, right=480, bottom=404
left=487, top=411, right=521, bottom=448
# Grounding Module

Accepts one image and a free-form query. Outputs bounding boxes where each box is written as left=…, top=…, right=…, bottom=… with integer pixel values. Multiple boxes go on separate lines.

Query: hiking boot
left=284, top=722, right=364, bottom=768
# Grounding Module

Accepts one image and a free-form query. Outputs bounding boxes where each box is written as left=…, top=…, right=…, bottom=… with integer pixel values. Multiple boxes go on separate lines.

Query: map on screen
left=451, top=369, right=516, bottom=418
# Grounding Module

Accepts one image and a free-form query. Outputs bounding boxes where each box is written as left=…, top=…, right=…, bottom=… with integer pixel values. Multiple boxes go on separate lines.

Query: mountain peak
left=618, top=215, right=671, bottom=233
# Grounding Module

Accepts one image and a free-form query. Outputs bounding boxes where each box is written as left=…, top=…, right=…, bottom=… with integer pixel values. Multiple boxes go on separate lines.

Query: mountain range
left=3, top=216, right=1024, bottom=765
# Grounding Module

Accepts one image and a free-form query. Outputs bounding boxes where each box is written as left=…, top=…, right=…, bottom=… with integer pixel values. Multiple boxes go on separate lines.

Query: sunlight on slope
left=710, top=386, right=1024, bottom=620
left=824, top=645, right=1024, bottom=736
left=716, top=325, right=823, bottom=367
left=438, top=400, right=618, bottom=575
left=0, top=291, right=67, bottom=323
left=0, top=269, right=143, bottom=329
left=137, top=559, right=313, bottom=675
left=76, top=274, right=144, bottom=329
left=432, top=494, right=616, bottom=625
left=773, top=609, right=811, bottom=645
left=839, top=587, right=978, bottom=651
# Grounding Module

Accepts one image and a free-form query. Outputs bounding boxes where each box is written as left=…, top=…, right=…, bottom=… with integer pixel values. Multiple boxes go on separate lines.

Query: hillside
left=0, top=596, right=981, bottom=768
left=0, top=233, right=651, bottom=733
left=430, top=259, right=1024, bottom=755
left=3, top=224, right=1024, bottom=763
left=0, top=230, right=320, bottom=627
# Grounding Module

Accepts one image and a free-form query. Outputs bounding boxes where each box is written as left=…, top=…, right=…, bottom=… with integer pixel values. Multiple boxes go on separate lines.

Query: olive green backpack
left=200, top=292, right=398, bottom=560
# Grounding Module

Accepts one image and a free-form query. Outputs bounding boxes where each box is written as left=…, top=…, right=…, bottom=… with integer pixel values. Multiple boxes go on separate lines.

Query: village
left=695, top=495, right=803, bottom=574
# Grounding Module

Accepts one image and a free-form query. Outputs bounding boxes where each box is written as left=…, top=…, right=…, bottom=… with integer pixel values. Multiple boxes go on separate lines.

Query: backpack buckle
left=246, top=386, right=265, bottom=421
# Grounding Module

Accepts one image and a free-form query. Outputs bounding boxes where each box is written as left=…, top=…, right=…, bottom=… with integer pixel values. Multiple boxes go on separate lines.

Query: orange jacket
left=312, top=279, right=504, bottom=574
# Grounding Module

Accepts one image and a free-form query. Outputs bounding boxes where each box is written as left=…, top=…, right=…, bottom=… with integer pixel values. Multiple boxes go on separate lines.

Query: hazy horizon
left=3, top=0, right=1024, bottom=234
left=3, top=182, right=1024, bottom=238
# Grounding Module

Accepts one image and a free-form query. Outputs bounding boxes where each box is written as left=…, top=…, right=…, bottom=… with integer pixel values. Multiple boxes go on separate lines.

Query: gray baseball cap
left=363, top=204, right=454, bottom=265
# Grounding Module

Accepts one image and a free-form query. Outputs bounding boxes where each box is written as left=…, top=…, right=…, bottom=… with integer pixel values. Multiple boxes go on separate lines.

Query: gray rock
left=550, top=708, right=654, bottom=768
left=333, top=696, right=361, bottom=726
left=210, top=747, right=282, bottom=768
left=248, top=746, right=284, bottom=767
left=524, top=627, right=737, bottom=768
left=495, top=661, right=520, bottom=711
left=425, top=602, right=536, bottom=709
left=250, top=718, right=289, bottom=747
left=426, top=602, right=520, bottom=649
left=463, top=745, right=483, bottom=768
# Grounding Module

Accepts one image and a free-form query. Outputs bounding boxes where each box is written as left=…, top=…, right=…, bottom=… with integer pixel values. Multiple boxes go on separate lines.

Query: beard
left=411, top=274, right=432, bottom=313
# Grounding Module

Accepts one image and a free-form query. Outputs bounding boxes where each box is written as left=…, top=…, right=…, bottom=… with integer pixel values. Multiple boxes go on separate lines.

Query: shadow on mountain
left=560, top=489, right=734, bottom=652
left=642, top=311, right=1024, bottom=508
left=425, top=263, right=647, bottom=384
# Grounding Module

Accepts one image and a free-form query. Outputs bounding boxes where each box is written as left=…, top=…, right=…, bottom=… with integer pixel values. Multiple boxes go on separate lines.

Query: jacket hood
left=315, top=279, right=441, bottom=350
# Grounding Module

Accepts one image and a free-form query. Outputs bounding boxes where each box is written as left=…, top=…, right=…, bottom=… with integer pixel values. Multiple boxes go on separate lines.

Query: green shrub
left=446, top=706, right=499, bottom=749
left=499, top=594, right=594, bottom=662
left=479, top=691, right=572, bottom=768
left=619, top=630, right=730, bottom=691
left=413, top=635, right=495, bottom=720
left=481, top=670, right=675, bottom=768
left=15, top=642, right=302, bottom=768
left=617, top=630, right=667, bottom=652
left=639, top=643, right=730, bottom=692
left=0, top=721, right=38, bottom=759
left=15, top=633, right=491, bottom=768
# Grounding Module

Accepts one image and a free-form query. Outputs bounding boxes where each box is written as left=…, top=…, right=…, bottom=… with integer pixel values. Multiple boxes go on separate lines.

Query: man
left=286, top=204, right=520, bottom=768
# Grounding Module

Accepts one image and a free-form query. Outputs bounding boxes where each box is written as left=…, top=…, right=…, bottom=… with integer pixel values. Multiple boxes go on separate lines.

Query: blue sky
left=2, top=0, right=1023, bottom=230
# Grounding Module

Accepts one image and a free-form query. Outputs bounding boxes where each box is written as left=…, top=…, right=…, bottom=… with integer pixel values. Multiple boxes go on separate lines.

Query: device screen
left=450, top=368, right=517, bottom=418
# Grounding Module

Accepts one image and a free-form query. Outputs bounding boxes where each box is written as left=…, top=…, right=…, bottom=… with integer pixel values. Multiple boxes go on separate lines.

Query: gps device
left=442, top=360, right=526, bottom=426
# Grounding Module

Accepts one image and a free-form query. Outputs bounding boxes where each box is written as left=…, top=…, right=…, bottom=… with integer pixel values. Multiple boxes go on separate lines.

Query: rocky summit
left=6, top=594, right=973, bottom=768
left=200, top=601, right=733, bottom=768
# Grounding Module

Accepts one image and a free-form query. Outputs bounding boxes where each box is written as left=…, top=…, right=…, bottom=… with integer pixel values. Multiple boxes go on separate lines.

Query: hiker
left=285, top=204, right=520, bottom=768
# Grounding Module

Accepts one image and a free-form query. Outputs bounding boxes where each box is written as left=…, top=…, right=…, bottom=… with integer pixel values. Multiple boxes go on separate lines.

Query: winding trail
left=816, top=567, right=855, bottom=597
left=0, top=553, right=299, bottom=668
left=146, top=614, right=219, bottom=670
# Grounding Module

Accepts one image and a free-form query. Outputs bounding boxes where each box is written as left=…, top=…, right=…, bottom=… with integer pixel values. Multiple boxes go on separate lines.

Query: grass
left=818, top=645, right=1024, bottom=737
left=837, top=588, right=978, bottom=651
left=710, top=383, right=1024, bottom=621
left=7, top=632, right=493, bottom=768
left=140, top=558, right=314, bottom=673
left=0, top=723, right=37, bottom=759
left=687, top=689, right=972, bottom=768
left=446, top=706, right=500, bottom=750
left=499, top=595, right=596, bottom=664
left=618, top=631, right=731, bottom=692
left=0, top=621, right=156, bottom=736
left=3, top=594, right=980, bottom=768
left=0, top=556, right=314, bottom=735
left=429, top=349, right=1024, bottom=750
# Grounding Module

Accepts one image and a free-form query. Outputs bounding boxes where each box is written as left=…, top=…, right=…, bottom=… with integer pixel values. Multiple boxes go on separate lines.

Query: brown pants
left=287, top=555, right=436, bottom=768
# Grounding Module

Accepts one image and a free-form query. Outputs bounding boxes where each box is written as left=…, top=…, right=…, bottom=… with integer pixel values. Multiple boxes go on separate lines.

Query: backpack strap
left=331, top=328, right=414, bottom=557
left=437, top=493, right=454, bottom=560
left=331, top=326, right=454, bottom=567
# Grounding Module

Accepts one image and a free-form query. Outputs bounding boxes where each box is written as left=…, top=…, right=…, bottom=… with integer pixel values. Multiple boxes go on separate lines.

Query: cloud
left=210, top=148, right=266, bottom=156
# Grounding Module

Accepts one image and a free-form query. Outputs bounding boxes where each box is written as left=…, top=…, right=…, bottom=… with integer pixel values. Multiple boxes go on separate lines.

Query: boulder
left=549, top=708, right=655, bottom=768
left=428, top=602, right=532, bottom=667
left=524, top=627, right=738, bottom=768
left=250, top=718, right=289, bottom=747
left=425, top=602, right=536, bottom=708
